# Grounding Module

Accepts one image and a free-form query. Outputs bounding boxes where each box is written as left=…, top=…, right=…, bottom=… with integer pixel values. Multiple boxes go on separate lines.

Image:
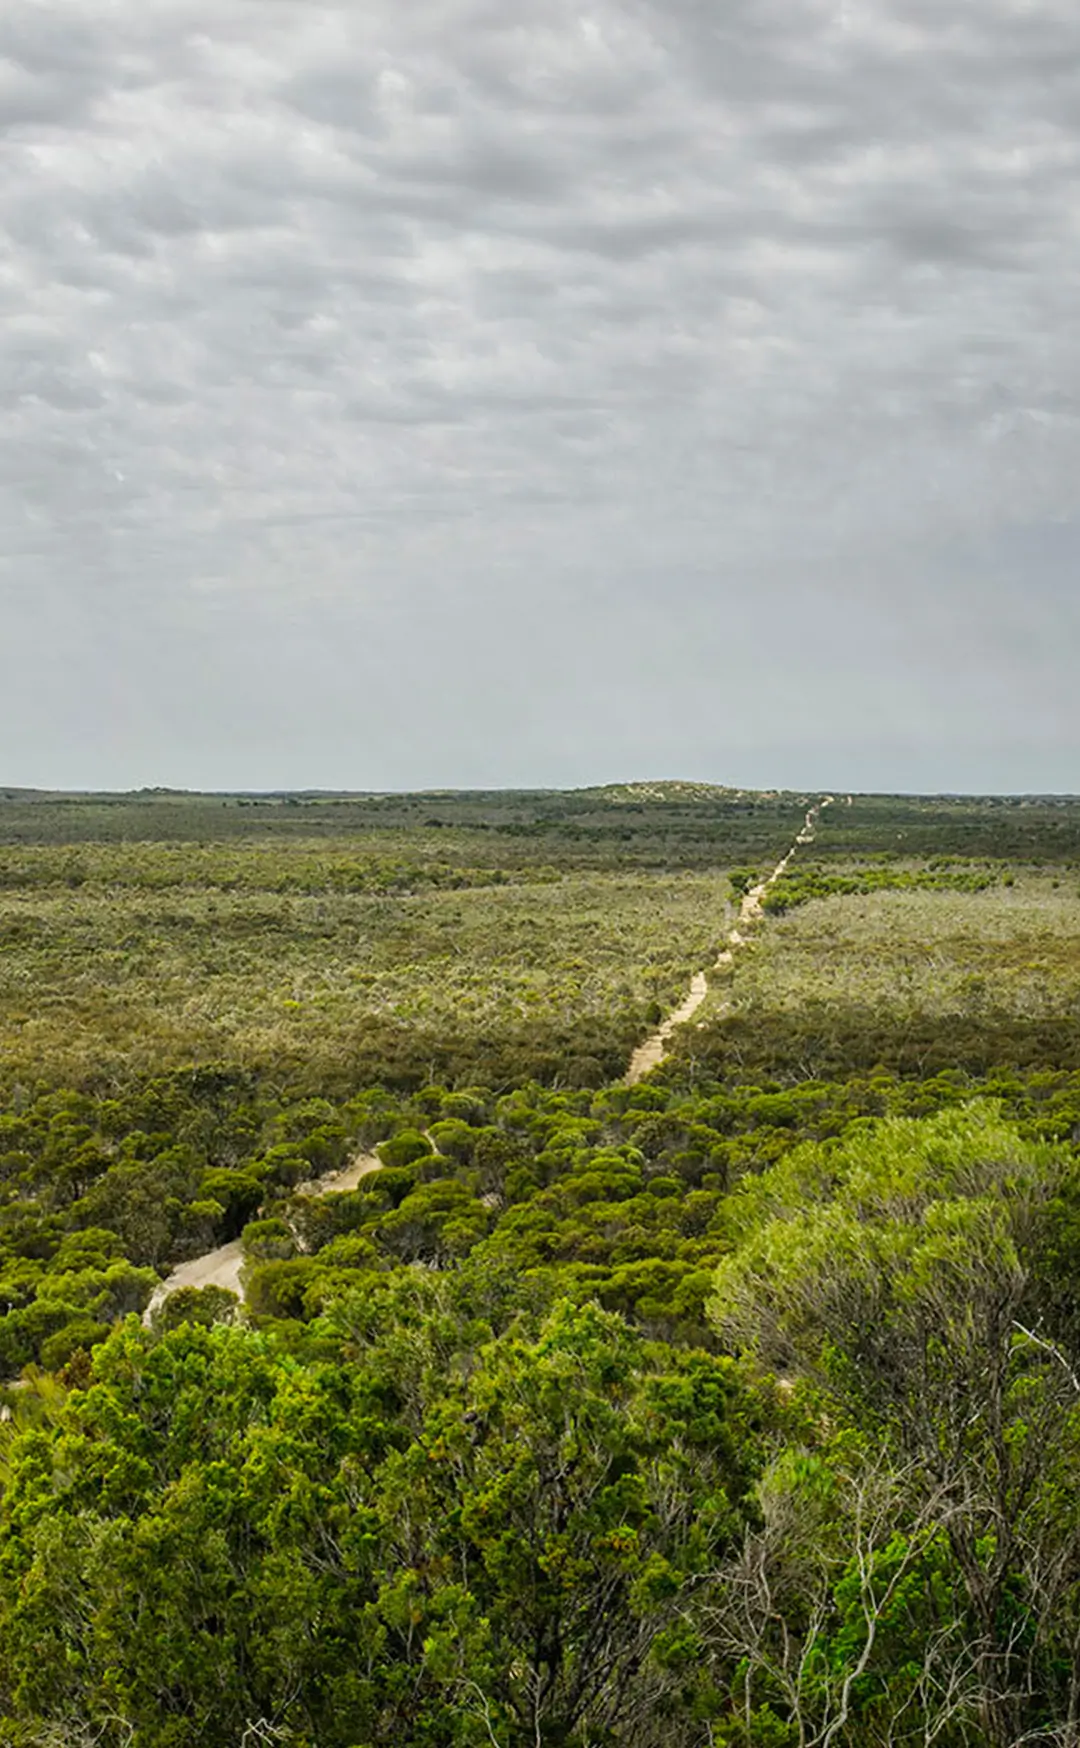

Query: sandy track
left=149, top=799, right=836, bottom=1311
left=623, top=972, right=709, bottom=1083
left=144, top=1151, right=383, bottom=1319
left=624, top=797, right=832, bottom=1085
left=144, top=1241, right=246, bottom=1318
left=294, top=1151, right=382, bottom=1197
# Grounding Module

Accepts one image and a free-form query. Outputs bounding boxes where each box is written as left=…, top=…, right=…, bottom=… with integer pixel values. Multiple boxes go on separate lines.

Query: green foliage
left=673, top=870, right=1080, bottom=1083
left=726, top=867, right=762, bottom=898
left=5, top=789, right=1080, bottom=1743
left=376, top=1127, right=434, bottom=1168
left=149, top=1284, right=239, bottom=1333
left=0, top=784, right=806, bottom=864
left=10, top=1062, right=1080, bottom=1382
left=0, top=788, right=811, bottom=1096
left=761, top=859, right=999, bottom=914
left=807, top=791, right=1080, bottom=864
left=0, top=855, right=755, bottom=1094
left=0, top=1298, right=757, bottom=1748
left=709, top=1106, right=1080, bottom=1745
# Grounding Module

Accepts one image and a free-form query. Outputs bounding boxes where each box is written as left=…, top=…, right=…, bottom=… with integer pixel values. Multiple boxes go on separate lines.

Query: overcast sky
left=3, top=0, right=1080, bottom=793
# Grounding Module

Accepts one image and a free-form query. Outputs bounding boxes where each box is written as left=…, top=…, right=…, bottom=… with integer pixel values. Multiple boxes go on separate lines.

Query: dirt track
left=144, top=1151, right=383, bottom=1319
left=149, top=798, right=834, bottom=1312
left=624, top=798, right=832, bottom=1085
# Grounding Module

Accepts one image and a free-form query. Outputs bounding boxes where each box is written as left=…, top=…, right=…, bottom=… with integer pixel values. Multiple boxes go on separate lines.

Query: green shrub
left=376, top=1128, right=433, bottom=1169
left=39, top=1317, right=111, bottom=1372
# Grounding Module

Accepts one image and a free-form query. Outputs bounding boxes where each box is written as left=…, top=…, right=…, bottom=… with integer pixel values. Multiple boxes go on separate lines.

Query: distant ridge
left=579, top=780, right=756, bottom=804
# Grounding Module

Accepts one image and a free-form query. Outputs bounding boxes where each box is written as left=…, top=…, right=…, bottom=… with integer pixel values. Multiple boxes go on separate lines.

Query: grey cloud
left=11, top=374, right=105, bottom=414
left=280, top=69, right=382, bottom=135
left=2, top=0, right=1080, bottom=789
left=0, top=16, right=114, bottom=128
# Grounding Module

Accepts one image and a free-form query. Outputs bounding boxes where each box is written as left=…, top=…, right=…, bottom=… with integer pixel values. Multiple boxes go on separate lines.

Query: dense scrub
left=0, top=860, right=742, bottom=1092
left=0, top=784, right=806, bottom=868
left=7, top=1098, right=1080, bottom=1744
left=5, top=787, right=1080, bottom=1744
left=1, top=1291, right=760, bottom=1748
left=807, top=791, right=1080, bottom=864
left=6, top=1059, right=1080, bottom=1409
left=675, top=873, right=1080, bottom=1082
left=761, top=858, right=999, bottom=914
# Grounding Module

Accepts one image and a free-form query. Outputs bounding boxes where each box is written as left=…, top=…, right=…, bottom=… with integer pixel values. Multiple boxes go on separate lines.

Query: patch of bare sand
left=145, top=1151, right=383, bottom=1318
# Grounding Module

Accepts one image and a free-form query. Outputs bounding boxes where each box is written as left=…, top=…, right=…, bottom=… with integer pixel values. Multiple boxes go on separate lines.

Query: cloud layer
left=3, top=0, right=1080, bottom=789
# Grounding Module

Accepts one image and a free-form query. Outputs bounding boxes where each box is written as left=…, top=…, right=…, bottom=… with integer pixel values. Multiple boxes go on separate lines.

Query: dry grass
left=729, top=875, right=1080, bottom=1017
left=0, top=857, right=738, bottom=1089
left=672, top=871, right=1080, bottom=1081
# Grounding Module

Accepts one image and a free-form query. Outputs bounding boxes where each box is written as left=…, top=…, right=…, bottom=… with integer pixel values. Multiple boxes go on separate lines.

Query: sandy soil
left=624, top=798, right=831, bottom=1085
left=144, top=1241, right=246, bottom=1320
left=624, top=972, right=710, bottom=1082
left=145, top=1151, right=383, bottom=1319
left=295, top=1151, right=382, bottom=1196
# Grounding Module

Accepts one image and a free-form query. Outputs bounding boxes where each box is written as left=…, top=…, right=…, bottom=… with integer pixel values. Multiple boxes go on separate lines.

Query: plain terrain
left=0, top=785, right=805, bottom=1092
left=6, top=783, right=1080, bottom=1748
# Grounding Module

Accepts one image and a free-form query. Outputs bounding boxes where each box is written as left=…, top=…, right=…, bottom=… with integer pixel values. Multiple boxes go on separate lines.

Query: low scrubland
left=4, top=786, right=1080, bottom=1747
left=675, top=868, right=1080, bottom=1082
left=0, top=854, right=740, bottom=1092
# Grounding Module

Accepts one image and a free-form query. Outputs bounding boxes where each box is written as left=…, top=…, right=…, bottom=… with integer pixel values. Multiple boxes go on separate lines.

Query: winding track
left=146, top=796, right=833, bottom=1314
left=143, top=1151, right=384, bottom=1321
left=623, top=797, right=833, bottom=1084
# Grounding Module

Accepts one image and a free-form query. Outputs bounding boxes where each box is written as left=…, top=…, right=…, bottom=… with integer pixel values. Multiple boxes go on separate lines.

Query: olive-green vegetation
left=760, top=858, right=999, bottom=915
left=0, top=783, right=804, bottom=866
left=6, top=785, right=1080, bottom=1746
left=0, top=857, right=735, bottom=1092
left=675, top=867, right=1080, bottom=1082
left=0, top=786, right=805, bottom=1094
left=805, top=791, right=1080, bottom=864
